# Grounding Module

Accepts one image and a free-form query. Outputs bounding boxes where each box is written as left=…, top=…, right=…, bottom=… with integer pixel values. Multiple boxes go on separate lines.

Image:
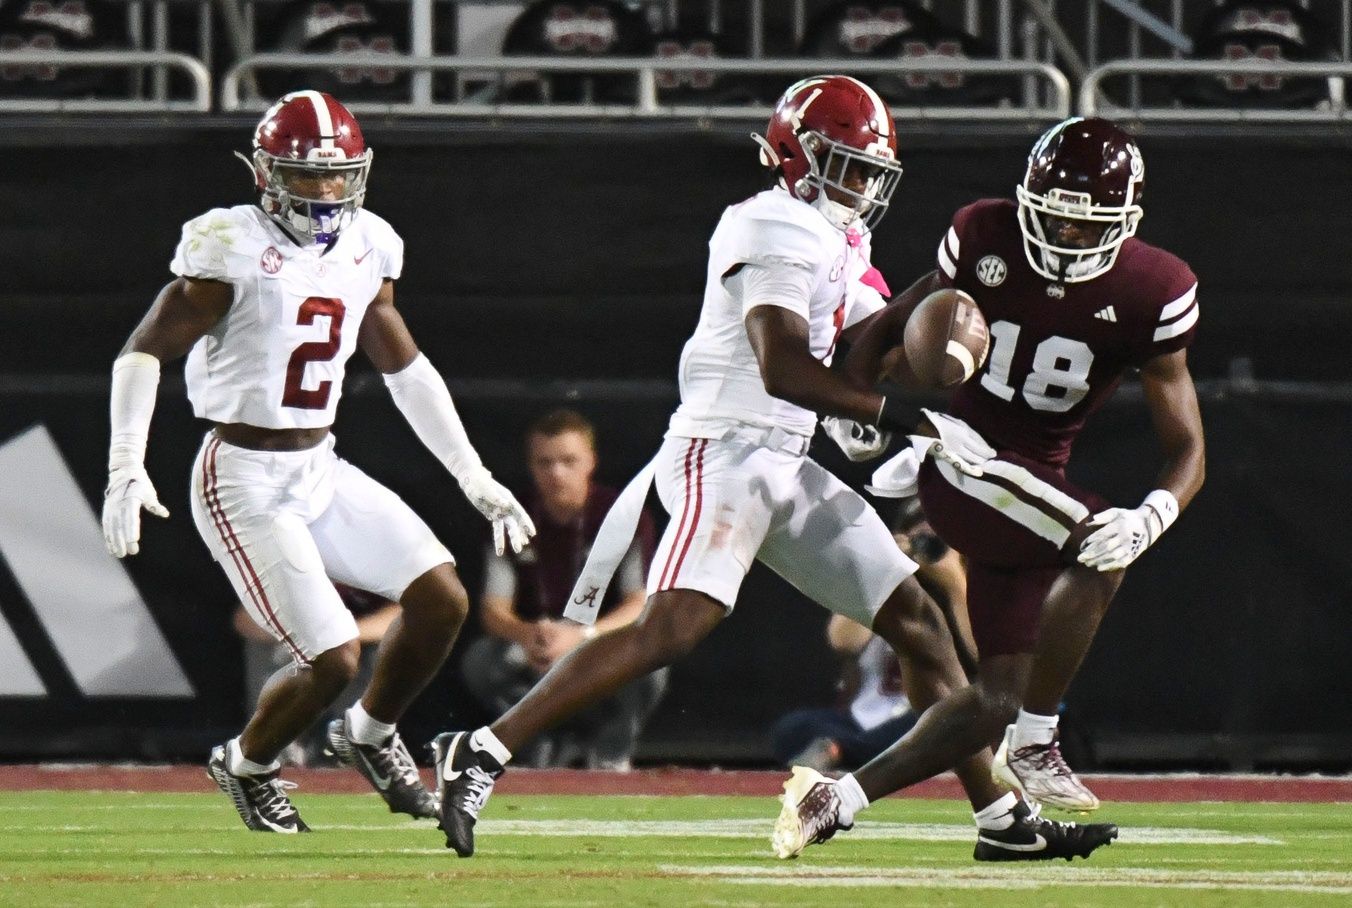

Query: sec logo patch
left=260, top=247, right=283, bottom=274
left=976, top=255, right=1006, bottom=287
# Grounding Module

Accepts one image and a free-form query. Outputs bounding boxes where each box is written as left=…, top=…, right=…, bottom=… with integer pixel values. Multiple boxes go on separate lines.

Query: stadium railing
left=1081, top=58, right=1352, bottom=120
left=219, top=54, right=1072, bottom=118
left=0, top=49, right=212, bottom=112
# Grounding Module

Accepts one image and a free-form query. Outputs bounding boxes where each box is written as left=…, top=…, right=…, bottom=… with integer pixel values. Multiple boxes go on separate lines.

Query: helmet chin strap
left=813, top=195, right=860, bottom=231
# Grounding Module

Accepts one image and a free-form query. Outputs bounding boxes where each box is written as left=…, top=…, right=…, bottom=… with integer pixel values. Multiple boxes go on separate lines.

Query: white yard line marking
left=661, top=864, right=1352, bottom=894
left=10, top=819, right=1281, bottom=845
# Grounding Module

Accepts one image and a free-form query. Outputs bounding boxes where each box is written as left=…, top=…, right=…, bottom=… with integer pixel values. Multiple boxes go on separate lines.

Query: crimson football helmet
left=752, top=75, right=903, bottom=231
left=237, top=90, right=372, bottom=243
left=1016, top=116, right=1144, bottom=283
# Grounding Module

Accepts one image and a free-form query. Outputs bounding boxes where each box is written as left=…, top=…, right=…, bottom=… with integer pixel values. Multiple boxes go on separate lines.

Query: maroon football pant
left=917, top=453, right=1110, bottom=657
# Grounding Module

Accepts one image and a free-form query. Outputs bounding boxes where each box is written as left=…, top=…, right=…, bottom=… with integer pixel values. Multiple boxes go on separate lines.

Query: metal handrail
left=1081, top=59, right=1352, bottom=120
left=221, top=54, right=1072, bottom=119
left=0, top=50, right=211, bottom=113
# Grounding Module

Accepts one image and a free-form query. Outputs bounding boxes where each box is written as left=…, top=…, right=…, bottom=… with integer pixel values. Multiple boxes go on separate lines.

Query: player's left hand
left=920, top=409, right=996, bottom=477
left=102, top=466, right=170, bottom=558
left=459, top=466, right=537, bottom=555
left=1077, top=505, right=1161, bottom=571
left=822, top=416, right=892, bottom=462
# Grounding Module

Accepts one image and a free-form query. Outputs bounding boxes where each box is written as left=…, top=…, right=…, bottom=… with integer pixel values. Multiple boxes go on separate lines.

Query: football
left=888, top=288, right=990, bottom=390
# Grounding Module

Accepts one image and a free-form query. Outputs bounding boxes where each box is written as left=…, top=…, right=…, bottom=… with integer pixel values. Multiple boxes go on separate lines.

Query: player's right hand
left=459, top=466, right=537, bottom=556
left=822, top=416, right=892, bottom=462
left=102, top=466, right=170, bottom=558
left=920, top=409, right=996, bottom=476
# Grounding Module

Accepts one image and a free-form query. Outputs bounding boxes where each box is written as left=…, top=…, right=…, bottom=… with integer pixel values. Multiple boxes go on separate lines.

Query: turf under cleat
left=992, top=724, right=1101, bottom=811
left=973, top=799, right=1117, bottom=862
left=207, top=744, right=309, bottom=833
left=771, top=766, right=853, bottom=859
left=325, top=717, right=438, bottom=820
left=430, top=731, right=503, bottom=857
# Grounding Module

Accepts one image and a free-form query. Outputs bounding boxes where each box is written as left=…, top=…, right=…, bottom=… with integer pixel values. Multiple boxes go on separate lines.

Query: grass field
left=3, top=790, right=1351, bottom=906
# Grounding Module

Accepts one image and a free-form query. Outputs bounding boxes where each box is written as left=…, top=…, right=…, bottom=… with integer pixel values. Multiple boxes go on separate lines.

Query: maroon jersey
left=935, top=199, right=1198, bottom=466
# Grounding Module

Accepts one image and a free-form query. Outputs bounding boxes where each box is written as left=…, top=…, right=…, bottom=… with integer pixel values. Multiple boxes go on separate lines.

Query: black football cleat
left=207, top=744, right=310, bottom=833
left=325, top=717, right=439, bottom=820
left=974, top=800, right=1117, bottom=862
left=430, top=731, right=504, bottom=857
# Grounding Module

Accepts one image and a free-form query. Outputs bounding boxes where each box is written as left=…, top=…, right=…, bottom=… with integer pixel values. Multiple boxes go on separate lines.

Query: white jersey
left=171, top=205, right=403, bottom=430
left=669, top=188, right=887, bottom=439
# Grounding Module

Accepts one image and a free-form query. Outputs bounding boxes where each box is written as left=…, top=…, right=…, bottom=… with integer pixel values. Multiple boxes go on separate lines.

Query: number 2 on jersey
left=980, top=319, right=1093, bottom=413
left=282, top=297, right=345, bottom=410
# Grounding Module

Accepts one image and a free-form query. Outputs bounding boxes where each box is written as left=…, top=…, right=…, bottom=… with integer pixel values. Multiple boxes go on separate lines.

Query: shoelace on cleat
left=370, top=734, right=424, bottom=789
left=246, top=777, right=299, bottom=821
left=458, top=765, right=497, bottom=819
left=799, top=785, right=842, bottom=845
left=1014, top=741, right=1077, bottom=778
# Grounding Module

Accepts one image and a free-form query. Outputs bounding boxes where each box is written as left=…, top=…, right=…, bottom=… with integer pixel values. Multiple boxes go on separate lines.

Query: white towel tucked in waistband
left=865, top=436, right=943, bottom=499
left=563, top=455, right=659, bottom=625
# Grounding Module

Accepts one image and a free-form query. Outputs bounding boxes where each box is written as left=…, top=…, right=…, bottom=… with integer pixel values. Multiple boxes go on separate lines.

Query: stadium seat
left=651, top=24, right=763, bottom=106
left=259, top=1, right=411, bottom=101
left=0, top=0, right=131, bottom=99
left=799, top=0, right=1006, bottom=107
left=1178, top=0, right=1337, bottom=109
left=500, top=0, right=654, bottom=104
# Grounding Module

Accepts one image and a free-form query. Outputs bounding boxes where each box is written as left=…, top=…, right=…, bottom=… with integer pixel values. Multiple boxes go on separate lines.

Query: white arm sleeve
left=730, top=260, right=816, bottom=321
left=383, top=353, right=483, bottom=482
left=108, top=352, right=161, bottom=471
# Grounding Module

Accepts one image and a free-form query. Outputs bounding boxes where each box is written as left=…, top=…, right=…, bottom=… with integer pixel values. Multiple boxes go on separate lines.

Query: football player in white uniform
left=101, top=91, right=534, bottom=833
left=426, top=76, right=1109, bottom=864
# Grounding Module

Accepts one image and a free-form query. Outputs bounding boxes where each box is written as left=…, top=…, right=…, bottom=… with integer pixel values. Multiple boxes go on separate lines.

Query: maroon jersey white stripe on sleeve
left=1154, top=282, right=1199, bottom=342
left=937, top=225, right=960, bottom=279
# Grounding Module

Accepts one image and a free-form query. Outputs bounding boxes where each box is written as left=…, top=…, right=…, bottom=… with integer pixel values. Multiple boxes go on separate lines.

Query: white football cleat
left=771, top=766, right=852, bottom=859
left=992, top=724, right=1100, bottom=812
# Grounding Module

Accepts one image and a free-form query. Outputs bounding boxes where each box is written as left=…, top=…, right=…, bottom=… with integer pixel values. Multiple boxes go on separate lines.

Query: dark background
left=2, top=120, right=1350, bottom=770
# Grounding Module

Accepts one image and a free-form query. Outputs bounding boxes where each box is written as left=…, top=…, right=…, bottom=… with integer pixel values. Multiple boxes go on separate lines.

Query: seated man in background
left=234, top=584, right=400, bottom=766
left=460, top=409, right=667, bottom=770
left=770, top=498, right=972, bottom=772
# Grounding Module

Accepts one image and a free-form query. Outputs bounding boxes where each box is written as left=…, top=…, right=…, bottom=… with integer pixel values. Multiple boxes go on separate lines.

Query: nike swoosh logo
left=354, top=248, right=374, bottom=265
left=439, top=736, right=463, bottom=782
left=977, top=833, right=1047, bottom=852
left=356, top=749, right=392, bottom=790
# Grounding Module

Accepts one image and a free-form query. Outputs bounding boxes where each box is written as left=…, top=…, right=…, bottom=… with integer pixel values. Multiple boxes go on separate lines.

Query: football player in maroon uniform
left=794, top=117, right=1204, bottom=830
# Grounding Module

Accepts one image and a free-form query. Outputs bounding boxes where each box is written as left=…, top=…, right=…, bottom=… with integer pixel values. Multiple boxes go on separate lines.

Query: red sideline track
left=2, top=764, right=1350, bottom=802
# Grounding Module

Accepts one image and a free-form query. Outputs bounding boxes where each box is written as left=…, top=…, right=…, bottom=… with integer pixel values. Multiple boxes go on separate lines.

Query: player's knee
left=972, top=681, right=1022, bottom=731
left=402, top=563, right=469, bottom=629
left=632, top=593, right=722, bottom=666
left=310, top=639, right=361, bottom=692
left=875, top=580, right=952, bottom=652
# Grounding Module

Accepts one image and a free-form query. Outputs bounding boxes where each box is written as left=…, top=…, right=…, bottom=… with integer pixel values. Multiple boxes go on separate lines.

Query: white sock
left=470, top=726, right=513, bottom=767
left=973, top=791, right=1020, bottom=830
left=1012, top=708, right=1059, bottom=750
left=346, top=702, right=397, bottom=747
left=834, top=773, right=870, bottom=826
left=227, top=737, right=280, bottom=777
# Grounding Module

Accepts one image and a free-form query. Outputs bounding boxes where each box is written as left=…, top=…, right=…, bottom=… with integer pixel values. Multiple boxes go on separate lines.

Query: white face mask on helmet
left=237, top=90, right=373, bottom=245
left=1015, top=116, right=1145, bottom=283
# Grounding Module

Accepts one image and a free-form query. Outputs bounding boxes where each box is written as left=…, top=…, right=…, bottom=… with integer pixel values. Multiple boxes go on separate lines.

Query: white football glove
left=920, top=409, right=996, bottom=477
left=1077, top=506, right=1161, bottom=572
left=459, top=465, right=537, bottom=556
left=822, top=416, right=892, bottom=462
left=102, top=466, right=170, bottom=558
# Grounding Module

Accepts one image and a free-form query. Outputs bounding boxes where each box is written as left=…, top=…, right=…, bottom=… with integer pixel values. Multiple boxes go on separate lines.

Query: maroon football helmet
left=752, top=75, right=903, bottom=231
left=1016, top=116, right=1144, bottom=283
left=238, top=90, right=372, bottom=243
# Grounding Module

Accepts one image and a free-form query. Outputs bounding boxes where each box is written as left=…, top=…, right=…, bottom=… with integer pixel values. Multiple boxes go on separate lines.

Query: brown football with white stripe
left=894, top=288, right=990, bottom=390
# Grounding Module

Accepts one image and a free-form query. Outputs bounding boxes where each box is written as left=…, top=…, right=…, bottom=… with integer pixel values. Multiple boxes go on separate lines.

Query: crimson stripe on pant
left=201, top=437, right=306, bottom=663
